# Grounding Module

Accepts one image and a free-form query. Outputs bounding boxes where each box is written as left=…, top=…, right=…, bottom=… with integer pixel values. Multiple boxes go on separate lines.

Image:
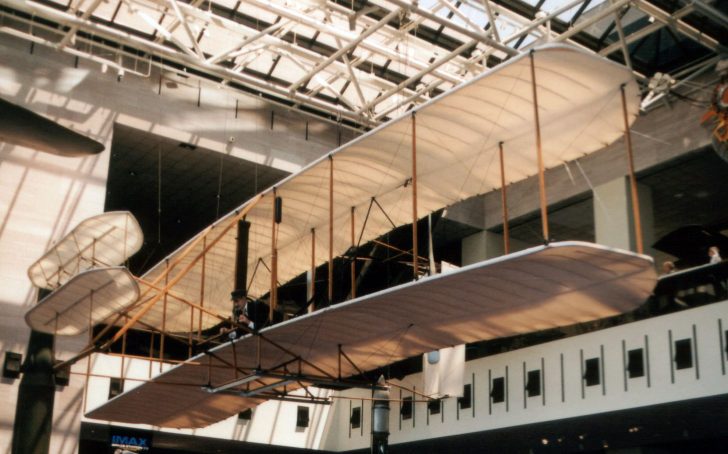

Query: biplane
left=25, top=44, right=657, bottom=430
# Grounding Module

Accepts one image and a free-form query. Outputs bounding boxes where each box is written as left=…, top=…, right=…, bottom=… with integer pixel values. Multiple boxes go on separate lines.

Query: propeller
left=0, top=97, right=104, bottom=157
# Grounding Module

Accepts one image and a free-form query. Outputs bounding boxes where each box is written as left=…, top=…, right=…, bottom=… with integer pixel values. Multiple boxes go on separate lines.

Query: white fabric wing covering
left=133, top=45, right=639, bottom=333
left=26, top=267, right=140, bottom=336
left=27, top=211, right=143, bottom=290
left=88, top=242, right=655, bottom=428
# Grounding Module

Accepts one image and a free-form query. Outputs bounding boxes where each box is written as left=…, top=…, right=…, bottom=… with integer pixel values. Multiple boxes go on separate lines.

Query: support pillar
left=12, top=328, right=55, bottom=454
left=594, top=177, right=654, bottom=254
left=461, top=231, right=530, bottom=265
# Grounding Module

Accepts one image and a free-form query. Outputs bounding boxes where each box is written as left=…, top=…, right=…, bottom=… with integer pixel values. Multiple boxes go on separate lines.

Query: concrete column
left=461, top=231, right=530, bottom=265
left=593, top=176, right=654, bottom=255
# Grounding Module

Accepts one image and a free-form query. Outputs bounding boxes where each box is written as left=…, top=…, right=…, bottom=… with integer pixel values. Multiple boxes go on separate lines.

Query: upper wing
left=130, top=45, right=640, bottom=333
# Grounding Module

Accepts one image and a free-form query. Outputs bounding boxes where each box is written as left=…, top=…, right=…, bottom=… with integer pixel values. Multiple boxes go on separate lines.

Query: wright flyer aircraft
left=25, top=44, right=657, bottom=429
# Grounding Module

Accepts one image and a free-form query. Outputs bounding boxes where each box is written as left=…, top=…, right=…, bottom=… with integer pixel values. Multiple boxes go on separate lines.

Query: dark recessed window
left=296, top=406, right=310, bottom=428
left=108, top=377, right=124, bottom=399
left=526, top=370, right=541, bottom=397
left=458, top=384, right=472, bottom=409
left=674, top=339, right=693, bottom=369
left=53, top=360, right=70, bottom=387
left=350, top=406, right=361, bottom=429
left=491, top=377, right=505, bottom=403
left=428, top=399, right=441, bottom=415
left=2, top=352, right=22, bottom=379
left=627, top=348, right=645, bottom=378
left=401, top=396, right=413, bottom=420
left=584, top=358, right=600, bottom=386
left=238, top=409, right=252, bottom=420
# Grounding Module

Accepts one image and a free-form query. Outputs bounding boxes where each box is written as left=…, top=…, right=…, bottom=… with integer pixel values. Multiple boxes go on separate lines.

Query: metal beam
left=247, top=0, right=464, bottom=85
left=57, top=0, right=104, bottom=49
left=360, top=39, right=475, bottom=116
left=288, top=8, right=401, bottom=93
left=206, top=20, right=291, bottom=65
left=634, top=0, right=719, bottom=52
left=2, top=0, right=376, bottom=127
left=167, top=0, right=205, bottom=58
left=387, top=0, right=518, bottom=57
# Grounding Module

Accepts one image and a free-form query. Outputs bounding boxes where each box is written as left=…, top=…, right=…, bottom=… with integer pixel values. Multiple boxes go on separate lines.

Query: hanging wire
left=574, top=159, right=612, bottom=225
left=157, top=144, right=162, bottom=244
left=215, top=154, right=223, bottom=220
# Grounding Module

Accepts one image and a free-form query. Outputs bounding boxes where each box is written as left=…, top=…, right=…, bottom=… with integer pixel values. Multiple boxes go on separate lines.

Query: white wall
left=0, top=31, right=348, bottom=454
left=322, top=300, right=728, bottom=451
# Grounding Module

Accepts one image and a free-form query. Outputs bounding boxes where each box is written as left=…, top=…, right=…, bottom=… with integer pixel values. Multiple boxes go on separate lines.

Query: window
left=627, top=348, right=644, bottom=378
left=427, top=399, right=441, bottom=415
left=674, top=338, right=693, bottom=369
left=54, top=360, right=70, bottom=387
left=350, top=406, right=361, bottom=429
left=491, top=377, right=505, bottom=403
left=2, top=352, right=22, bottom=379
left=296, top=406, right=310, bottom=428
left=401, top=396, right=413, bottom=420
left=458, top=384, right=472, bottom=409
left=584, top=358, right=600, bottom=386
left=108, top=377, right=124, bottom=399
left=526, top=370, right=541, bottom=397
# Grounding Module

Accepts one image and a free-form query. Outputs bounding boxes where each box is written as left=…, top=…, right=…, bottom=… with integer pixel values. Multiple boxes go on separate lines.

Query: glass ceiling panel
left=314, top=31, right=341, bottom=49
left=288, top=23, right=318, bottom=41
left=113, top=3, right=160, bottom=37
left=556, top=4, right=586, bottom=23
left=247, top=50, right=279, bottom=74
left=91, top=0, right=123, bottom=22
left=272, top=57, right=306, bottom=84
left=518, top=33, right=539, bottom=49
left=457, top=3, right=490, bottom=28
left=198, top=24, right=232, bottom=56
left=574, top=1, right=621, bottom=39
left=213, top=0, right=240, bottom=9
left=238, top=4, right=280, bottom=24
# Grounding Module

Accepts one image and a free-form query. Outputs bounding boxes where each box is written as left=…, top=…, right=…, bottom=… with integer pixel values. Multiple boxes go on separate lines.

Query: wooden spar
left=529, top=50, right=549, bottom=242
left=134, top=278, right=230, bottom=322
left=328, top=155, right=334, bottom=304
left=41, top=226, right=118, bottom=285
left=271, top=188, right=278, bottom=320
left=149, top=332, right=155, bottom=378
left=91, top=238, right=96, bottom=267
left=232, top=342, right=239, bottom=379
left=621, top=84, right=644, bottom=254
left=123, top=213, right=129, bottom=264
left=411, top=112, right=419, bottom=279
left=189, top=267, right=194, bottom=357
left=198, top=237, right=206, bottom=340
left=136, top=221, right=211, bottom=301
left=83, top=290, right=93, bottom=414
left=310, top=228, right=315, bottom=313
left=498, top=142, right=510, bottom=254
left=108, top=194, right=263, bottom=345
left=160, top=259, right=168, bottom=372
left=121, top=331, right=127, bottom=384
left=350, top=207, right=356, bottom=299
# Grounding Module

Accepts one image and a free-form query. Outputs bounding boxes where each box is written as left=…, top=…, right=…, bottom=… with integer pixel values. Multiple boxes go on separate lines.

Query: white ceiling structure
left=0, top=0, right=724, bottom=129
